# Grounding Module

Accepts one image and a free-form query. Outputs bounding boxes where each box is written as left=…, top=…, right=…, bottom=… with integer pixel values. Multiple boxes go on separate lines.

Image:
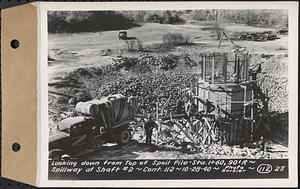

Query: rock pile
left=100, top=71, right=198, bottom=115
left=257, top=55, right=288, bottom=113
left=259, top=75, right=288, bottom=113
left=111, top=56, right=138, bottom=71
left=110, top=53, right=182, bottom=72
left=138, top=53, right=163, bottom=66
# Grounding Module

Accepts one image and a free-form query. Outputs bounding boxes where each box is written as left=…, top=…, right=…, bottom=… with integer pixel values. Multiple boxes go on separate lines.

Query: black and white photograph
left=0, top=1, right=297, bottom=187
left=46, top=4, right=294, bottom=182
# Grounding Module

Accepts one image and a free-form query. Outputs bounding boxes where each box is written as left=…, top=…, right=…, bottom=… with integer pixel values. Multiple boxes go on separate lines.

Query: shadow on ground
left=268, top=112, right=288, bottom=147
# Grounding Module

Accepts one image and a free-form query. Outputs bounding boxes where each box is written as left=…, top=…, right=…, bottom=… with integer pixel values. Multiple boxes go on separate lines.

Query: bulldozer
left=49, top=94, right=137, bottom=160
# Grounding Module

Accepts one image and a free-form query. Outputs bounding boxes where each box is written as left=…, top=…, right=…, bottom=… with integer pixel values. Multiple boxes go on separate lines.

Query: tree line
left=189, top=9, right=288, bottom=27
left=48, top=11, right=138, bottom=33
left=48, top=10, right=288, bottom=33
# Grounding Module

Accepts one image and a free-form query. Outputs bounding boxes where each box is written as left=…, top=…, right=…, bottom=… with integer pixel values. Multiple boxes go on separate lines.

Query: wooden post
left=223, top=53, right=227, bottom=83
left=196, top=82, right=199, bottom=111
left=201, top=55, right=204, bottom=79
left=156, top=102, right=159, bottom=145
left=243, top=55, right=246, bottom=81
left=242, top=85, right=247, bottom=119
left=236, top=57, right=240, bottom=83
left=246, top=55, right=250, bottom=81
left=217, top=88, right=220, bottom=114
left=250, top=88, right=254, bottom=141
left=203, top=54, right=206, bottom=81
left=212, top=55, right=215, bottom=84
left=234, top=53, right=237, bottom=74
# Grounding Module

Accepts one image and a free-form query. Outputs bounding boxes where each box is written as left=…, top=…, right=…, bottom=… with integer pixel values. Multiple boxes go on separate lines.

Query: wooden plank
left=203, top=54, right=206, bottom=81
left=212, top=56, right=215, bottom=83
left=223, top=53, right=227, bottom=83
left=48, top=90, right=74, bottom=98
left=243, top=55, right=246, bottom=80
left=174, top=120, right=197, bottom=144
left=236, top=57, right=240, bottom=83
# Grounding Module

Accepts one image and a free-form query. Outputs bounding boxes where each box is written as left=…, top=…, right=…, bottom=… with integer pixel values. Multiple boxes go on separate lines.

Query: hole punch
left=10, top=39, right=20, bottom=49
left=12, top=143, right=21, bottom=152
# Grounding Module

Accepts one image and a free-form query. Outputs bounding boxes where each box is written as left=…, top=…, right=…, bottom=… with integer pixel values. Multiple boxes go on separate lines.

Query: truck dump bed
left=75, top=94, right=136, bottom=129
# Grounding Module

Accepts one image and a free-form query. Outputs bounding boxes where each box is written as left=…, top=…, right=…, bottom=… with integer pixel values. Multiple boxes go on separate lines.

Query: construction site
left=48, top=10, right=288, bottom=160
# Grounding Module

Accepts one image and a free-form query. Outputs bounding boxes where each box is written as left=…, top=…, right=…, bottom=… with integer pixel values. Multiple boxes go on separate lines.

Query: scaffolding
left=189, top=52, right=270, bottom=145
left=147, top=52, right=270, bottom=147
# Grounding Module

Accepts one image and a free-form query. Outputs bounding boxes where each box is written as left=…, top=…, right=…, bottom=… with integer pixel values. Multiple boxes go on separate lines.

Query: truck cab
left=49, top=94, right=137, bottom=159
left=118, top=30, right=127, bottom=40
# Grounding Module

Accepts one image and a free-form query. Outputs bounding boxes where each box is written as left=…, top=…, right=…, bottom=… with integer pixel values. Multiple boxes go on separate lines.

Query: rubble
left=239, top=31, right=279, bottom=42
left=110, top=53, right=183, bottom=72
left=256, top=54, right=288, bottom=113
left=100, top=71, right=198, bottom=115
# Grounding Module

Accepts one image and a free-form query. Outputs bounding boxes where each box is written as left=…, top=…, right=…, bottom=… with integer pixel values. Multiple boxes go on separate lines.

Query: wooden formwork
left=192, top=52, right=251, bottom=84
left=151, top=52, right=268, bottom=147
left=190, top=52, right=265, bottom=146
left=192, top=81, right=254, bottom=145
left=196, top=82, right=253, bottom=115
left=191, top=52, right=271, bottom=146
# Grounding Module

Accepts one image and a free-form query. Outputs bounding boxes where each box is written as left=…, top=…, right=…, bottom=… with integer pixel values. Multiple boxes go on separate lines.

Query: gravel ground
left=81, top=140, right=288, bottom=160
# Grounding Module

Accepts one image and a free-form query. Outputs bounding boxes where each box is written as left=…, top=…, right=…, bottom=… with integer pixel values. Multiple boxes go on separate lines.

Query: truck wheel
left=49, top=149, right=67, bottom=160
left=116, top=129, right=131, bottom=145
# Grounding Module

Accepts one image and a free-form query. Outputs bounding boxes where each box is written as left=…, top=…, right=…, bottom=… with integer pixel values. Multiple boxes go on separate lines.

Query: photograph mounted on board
left=48, top=9, right=289, bottom=161
left=45, top=8, right=292, bottom=182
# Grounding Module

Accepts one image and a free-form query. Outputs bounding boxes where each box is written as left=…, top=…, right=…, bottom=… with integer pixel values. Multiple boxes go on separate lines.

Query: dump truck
left=49, top=94, right=137, bottom=159
left=118, top=30, right=128, bottom=40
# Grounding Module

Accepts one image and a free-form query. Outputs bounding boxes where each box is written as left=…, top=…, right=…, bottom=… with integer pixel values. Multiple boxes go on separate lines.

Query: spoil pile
left=255, top=54, right=288, bottom=113
left=110, top=53, right=182, bottom=72
left=100, top=71, right=198, bottom=115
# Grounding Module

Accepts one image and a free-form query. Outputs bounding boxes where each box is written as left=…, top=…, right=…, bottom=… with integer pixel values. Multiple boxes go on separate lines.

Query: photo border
left=38, top=1, right=298, bottom=187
